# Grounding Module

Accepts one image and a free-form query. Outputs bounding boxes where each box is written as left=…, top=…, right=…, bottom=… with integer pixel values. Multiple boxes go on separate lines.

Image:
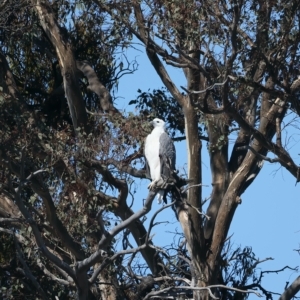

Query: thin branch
left=252, top=257, right=274, bottom=269
left=153, top=276, right=191, bottom=285
left=262, top=266, right=298, bottom=276
left=228, top=75, right=284, bottom=97
left=181, top=183, right=209, bottom=194
left=145, top=201, right=175, bottom=244
left=237, top=145, right=280, bottom=163
left=144, top=284, right=261, bottom=300
left=89, top=244, right=147, bottom=284
left=36, top=260, right=72, bottom=286
left=181, top=77, right=229, bottom=94
left=77, top=190, right=156, bottom=273
left=185, top=200, right=211, bottom=220
left=106, top=158, right=147, bottom=179
left=0, top=217, right=25, bottom=225
left=209, top=284, right=262, bottom=297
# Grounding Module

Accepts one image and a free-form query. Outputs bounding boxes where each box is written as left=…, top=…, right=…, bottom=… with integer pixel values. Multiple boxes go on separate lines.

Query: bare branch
left=181, top=77, right=229, bottom=95
left=90, top=244, right=147, bottom=284
left=143, top=284, right=262, bottom=300
left=237, top=145, right=280, bottom=163
left=36, top=259, right=72, bottom=286
left=106, top=158, right=147, bottom=179
left=185, top=200, right=211, bottom=220
left=145, top=201, right=175, bottom=244
left=77, top=190, right=156, bottom=273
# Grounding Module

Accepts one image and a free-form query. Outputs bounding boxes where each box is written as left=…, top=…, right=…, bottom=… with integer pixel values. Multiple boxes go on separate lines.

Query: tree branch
left=77, top=190, right=156, bottom=273
left=32, top=0, right=88, bottom=131
left=76, top=60, right=118, bottom=113
left=237, top=145, right=280, bottom=163
left=279, top=276, right=300, bottom=300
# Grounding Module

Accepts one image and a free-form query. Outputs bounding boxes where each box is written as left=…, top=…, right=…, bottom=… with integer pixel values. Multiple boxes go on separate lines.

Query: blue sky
left=116, top=44, right=300, bottom=299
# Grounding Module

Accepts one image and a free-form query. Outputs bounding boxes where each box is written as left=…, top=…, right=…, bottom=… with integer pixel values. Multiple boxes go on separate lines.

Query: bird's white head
left=150, top=118, right=166, bottom=129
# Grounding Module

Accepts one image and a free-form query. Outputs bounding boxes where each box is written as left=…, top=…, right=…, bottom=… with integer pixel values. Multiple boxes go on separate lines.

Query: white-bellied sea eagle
left=144, top=118, right=176, bottom=203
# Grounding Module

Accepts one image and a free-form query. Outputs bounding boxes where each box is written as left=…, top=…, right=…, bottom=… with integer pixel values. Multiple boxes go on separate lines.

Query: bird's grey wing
left=159, top=132, right=176, bottom=177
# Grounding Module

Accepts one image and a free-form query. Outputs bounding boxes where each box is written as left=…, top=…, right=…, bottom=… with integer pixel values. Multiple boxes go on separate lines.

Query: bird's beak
left=149, top=121, right=154, bottom=126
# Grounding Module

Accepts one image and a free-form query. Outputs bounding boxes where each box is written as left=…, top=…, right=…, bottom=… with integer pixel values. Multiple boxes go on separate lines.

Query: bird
left=144, top=118, right=176, bottom=203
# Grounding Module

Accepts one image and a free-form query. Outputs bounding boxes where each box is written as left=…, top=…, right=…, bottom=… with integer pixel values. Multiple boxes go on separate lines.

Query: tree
left=1, top=0, right=300, bottom=299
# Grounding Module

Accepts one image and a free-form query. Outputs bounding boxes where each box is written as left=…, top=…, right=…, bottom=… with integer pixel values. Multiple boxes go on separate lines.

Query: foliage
left=1, top=0, right=300, bottom=300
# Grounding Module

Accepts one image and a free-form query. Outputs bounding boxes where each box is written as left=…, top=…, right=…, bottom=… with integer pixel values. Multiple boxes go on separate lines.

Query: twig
left=181, top=77, right=229, bottom=95
left=153, top=276, right=191, bottom=285
left=145, top=201, right=175, bottom=244
left=181, top=183, right=209, bottom=194
left=237, top=145, right=280, bottom=163
left=209, top=284, right=262, bottom=297
left=252, top=257, right=274, bottom=269
left=89, top=244, right=148, bottom=284
left=185, top=201, right=211, bottom=220
left=262, top=265, right=298, bottom=275
left=85, top=108, right=105, bottom=116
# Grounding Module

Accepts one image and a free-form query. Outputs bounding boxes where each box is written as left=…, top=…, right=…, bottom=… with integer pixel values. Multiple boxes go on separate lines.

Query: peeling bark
left=32, top=0, right=88, bottom=132
left=76, top=60, right=118, bottom=113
